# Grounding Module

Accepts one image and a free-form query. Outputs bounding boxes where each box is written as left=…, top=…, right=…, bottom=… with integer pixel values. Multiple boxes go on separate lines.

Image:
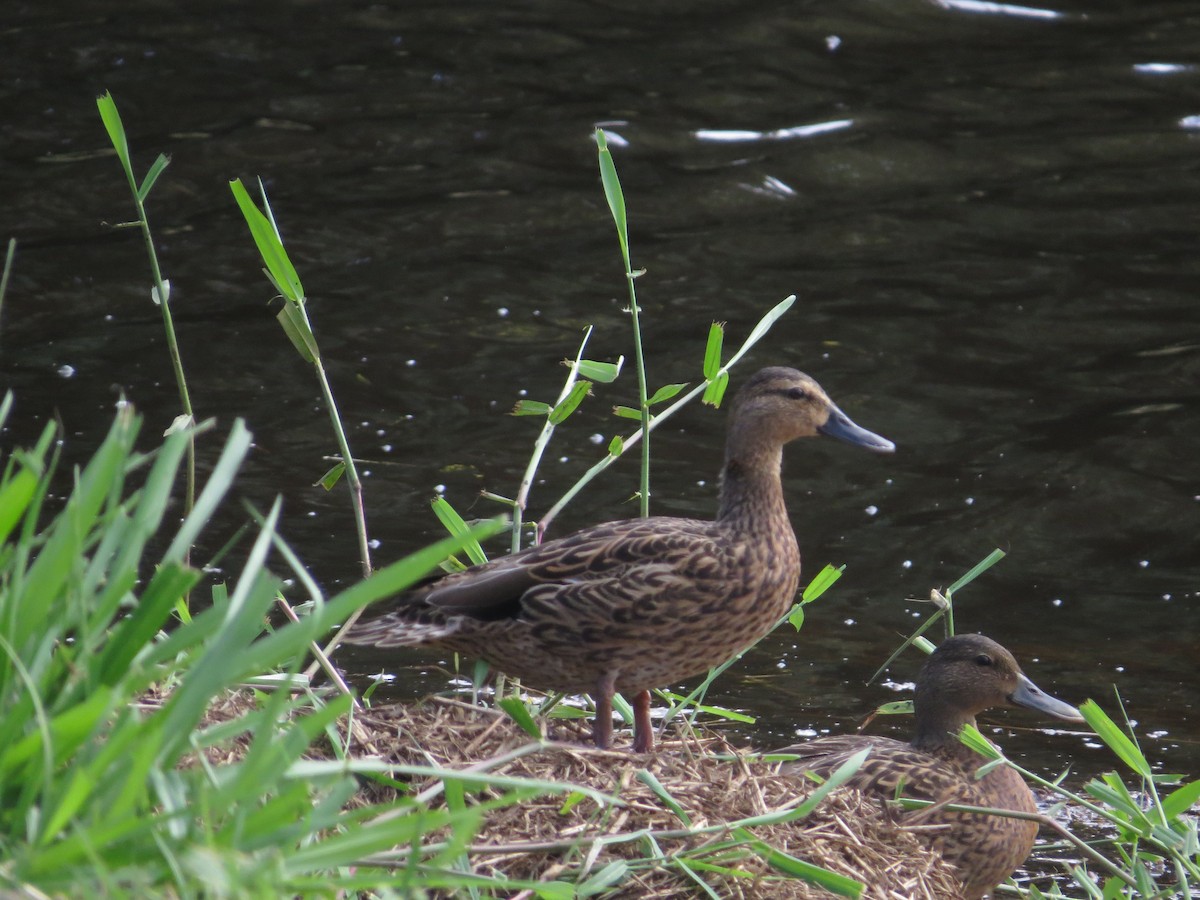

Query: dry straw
left=342, top=697, right=964, bottom=899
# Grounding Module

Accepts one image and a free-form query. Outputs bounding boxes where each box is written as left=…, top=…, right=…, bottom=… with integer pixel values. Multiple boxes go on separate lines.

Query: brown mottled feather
left=342, top=367, right=894, bottom=751
left=780, top=634, right=1083, bottom=899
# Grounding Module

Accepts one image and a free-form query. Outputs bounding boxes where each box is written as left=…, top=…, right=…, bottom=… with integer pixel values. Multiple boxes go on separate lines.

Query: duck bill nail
left=1011, top=673, right=1085, bottom=722
left=818, top=406, right=896, bottom=453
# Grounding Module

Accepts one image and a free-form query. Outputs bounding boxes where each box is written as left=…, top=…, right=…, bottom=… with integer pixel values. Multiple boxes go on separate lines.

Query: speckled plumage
left=780, top=634, right=1083, bottom=899
left=342, top=367, right=895, bottom=751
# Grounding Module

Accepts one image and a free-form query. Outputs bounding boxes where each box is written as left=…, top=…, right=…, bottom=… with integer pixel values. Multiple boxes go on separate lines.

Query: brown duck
left=779, top=634, right=1083, bottom=899
left=342, top=367, right=894, bottom=752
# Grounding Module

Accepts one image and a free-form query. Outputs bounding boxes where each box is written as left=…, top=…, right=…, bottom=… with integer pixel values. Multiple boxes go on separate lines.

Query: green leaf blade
left=549, top=380, right=592, bottom=425
left=276, top=303, right=319, bottom=364
left=96, top=91, right=134, bottom=185
left=647, top=382, right=688, bottom=407
left=801, top=564, right=845, bottom=604
left=595, top=128, right=629, bottom=259
left=229, top=178, right=306, bottom=301
left=512, top=400, right=553, bottom=417
left=497, top=698, right=543, bottom=739
left=137, top=153, right=171, bottom=201
left=1080, top=700, right=1152, bottom=778
left=575, top=357, right=623, bottom=383
left=703, top=323, right=725, bottom=379
left=430, top=496, right=489, bottom=566
left=702, top=370, right=729, bottom=407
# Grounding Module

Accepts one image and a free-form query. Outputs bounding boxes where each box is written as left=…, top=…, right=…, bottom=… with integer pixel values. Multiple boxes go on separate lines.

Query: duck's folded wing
left=783, top=737, right=931, bottom=793
left=342, top=517, right=721, bottom=643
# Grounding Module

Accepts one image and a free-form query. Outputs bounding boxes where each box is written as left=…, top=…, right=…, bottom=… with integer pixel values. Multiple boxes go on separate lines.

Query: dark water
left=4, top=0, right=1199, bottom=874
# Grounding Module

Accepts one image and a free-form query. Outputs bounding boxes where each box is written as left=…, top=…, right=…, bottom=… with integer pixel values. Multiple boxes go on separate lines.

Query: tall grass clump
left=0, top=400, right=621, bottom=897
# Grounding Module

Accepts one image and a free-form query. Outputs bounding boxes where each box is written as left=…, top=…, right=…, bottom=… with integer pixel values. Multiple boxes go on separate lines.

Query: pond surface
left=4, top=0, right=1200, bottom=889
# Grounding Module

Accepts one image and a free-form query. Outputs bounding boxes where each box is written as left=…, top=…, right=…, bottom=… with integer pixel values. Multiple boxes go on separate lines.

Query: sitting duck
left=779, top=633, right=1083, bottom=899
left=341, top=366, right=894, bottom=752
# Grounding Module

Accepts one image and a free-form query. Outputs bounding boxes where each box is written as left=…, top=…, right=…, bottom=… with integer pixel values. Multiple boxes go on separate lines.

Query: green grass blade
left=162, top=419, right=251, bottom=565
left=0, top=238, right=16, bottom=324
left=497, top=697, right=542, bottom=739
left=285, top=806, right=481, bottom=874
left=575, top=358, right=623, bottom=383
left=95, top=92, right=134, bottom=189
left=430, top=497, right=489, bottom=566
left=733, top=827, right=863, bottom=897
left=701, top=370, right=729, bottom=407
left=229, top=178, right=305, bottom=301
left=0, top=453, right=41, bottom=547
left=137, top=153, right=171, bottom=202
left=646, top=382, right=688, bottom=407
left=97, top=562, right=200, bottom=685
left=226, top=693, right=354, bottom=807
left=548, top=380, right=592, bottom=424
left=702, top=323, right=724, bottom=379
left=595, top=129, right=629, bottom=263
left=1162, top=778, right=1200, bottom=819
left=245, top=518, right=509, bottom=679
left=637, top=769, right=692, bottom=826
left=14, top=408, right=137, bottom=648
left=316, top=462, right=345, bottom=490
left=0, top=686, right=114, bottom=781
left=801, top=564, right=845, bottom=604
left=959, top=724, right=1003, bottom=760
left=1080, top=700, right=1152, bottom=778
left=276, top=302, right=319, bottom=363
left=513, top=400, right=553, bottom=416
left=722, top=296, right=795, bottom=369
left=945, top=548, right=1006, bottom=596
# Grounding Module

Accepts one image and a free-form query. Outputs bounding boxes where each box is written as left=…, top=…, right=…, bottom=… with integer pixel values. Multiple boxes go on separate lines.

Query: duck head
left=727, top=367, right=896, bottom=453
left=913, top=633, right=1084, bottom=750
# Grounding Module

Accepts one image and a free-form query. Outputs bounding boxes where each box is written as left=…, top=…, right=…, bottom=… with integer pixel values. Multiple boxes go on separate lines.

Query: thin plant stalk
left=304, top=310, right=373, bottom=579
left=596, top=128, right=651, bottom=517
left=866, top=548, right=1008, bottom=685
left=0, top=238, right=15, bottom=333
left=229, top=178, right=372, bottom=581
left=509, top=327, right=595, bottom=552
left=96, top=93, right=196, bottom=554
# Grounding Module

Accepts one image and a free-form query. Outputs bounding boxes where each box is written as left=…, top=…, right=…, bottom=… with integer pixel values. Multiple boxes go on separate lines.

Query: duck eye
left=786, top=387, right=810, bottom=401
left=974, top=654, right=993, bottom=667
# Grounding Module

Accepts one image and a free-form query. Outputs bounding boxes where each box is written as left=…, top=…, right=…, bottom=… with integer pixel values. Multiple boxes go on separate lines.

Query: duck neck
left=716, top=441, right=788, bottom=529
left=912, top=709, right=983, bottom=761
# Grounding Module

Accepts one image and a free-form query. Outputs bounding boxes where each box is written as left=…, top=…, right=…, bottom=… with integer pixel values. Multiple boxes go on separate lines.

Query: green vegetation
left=0, top=95, right=1193, bottom=898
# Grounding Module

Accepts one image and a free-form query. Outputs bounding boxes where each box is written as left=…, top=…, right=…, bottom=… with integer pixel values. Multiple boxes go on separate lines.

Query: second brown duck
left=779, top=634, right=1083, bottom=899
left=341, top=366, right=894, bottom=752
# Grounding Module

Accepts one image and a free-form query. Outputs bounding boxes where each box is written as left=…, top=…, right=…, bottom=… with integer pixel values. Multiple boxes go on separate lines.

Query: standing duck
left=342, top=366, right=894, bottom=752
left=780, top=634, right=1083, bottom=899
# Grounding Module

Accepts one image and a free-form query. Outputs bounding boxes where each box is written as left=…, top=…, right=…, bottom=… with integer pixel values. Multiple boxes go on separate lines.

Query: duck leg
left=632, top=689, right=654, bottom=753
left=591, top=672, right=617, bottom=749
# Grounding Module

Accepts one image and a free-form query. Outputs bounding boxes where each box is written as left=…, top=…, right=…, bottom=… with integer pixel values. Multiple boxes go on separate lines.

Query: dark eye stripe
left=771, top=386, right=812, bottom=400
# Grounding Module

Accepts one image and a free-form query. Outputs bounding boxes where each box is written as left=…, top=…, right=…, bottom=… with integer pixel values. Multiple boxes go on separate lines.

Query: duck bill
left=1010, top=673, right=1084, bottom=722
left=818, top=405, right=896, bottom=453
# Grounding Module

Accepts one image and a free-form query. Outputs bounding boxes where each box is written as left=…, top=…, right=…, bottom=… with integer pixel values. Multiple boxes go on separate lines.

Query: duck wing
left=343, top=515, right=721, bottom=645
left=781, top=735, right=968, bottom=806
